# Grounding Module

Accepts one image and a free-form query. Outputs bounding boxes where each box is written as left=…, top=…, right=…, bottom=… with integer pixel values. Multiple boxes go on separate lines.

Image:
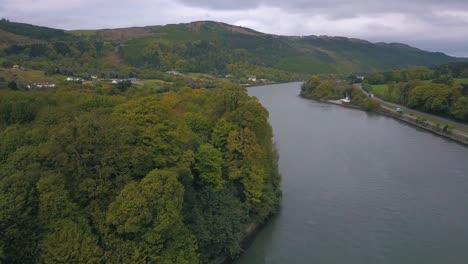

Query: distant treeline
left=301, top=76, right=380, bottom=110
left=366, top=62, right=468, bottom=85
left=0, top=18, right=67, bottom=40
left=365, top=62, right=468, bottom=122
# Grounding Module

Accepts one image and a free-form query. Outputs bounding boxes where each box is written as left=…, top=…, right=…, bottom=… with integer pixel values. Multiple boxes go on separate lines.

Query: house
left=248, top=75, right=257, bottom=82
left=340, top=96, right=351, bottom=103
left=33, top=83, right=56, bottom=88
left=111, top=79, right=119, bottom=84
left=66, top=77, right=84, bottom=83
left=166, top=71, right=183, bottom=76
left=12, top=65, right=20, bottom=70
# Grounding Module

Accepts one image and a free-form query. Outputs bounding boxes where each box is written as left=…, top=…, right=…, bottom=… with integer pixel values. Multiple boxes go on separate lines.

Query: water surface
left=236, top=82, right=468, bottom=264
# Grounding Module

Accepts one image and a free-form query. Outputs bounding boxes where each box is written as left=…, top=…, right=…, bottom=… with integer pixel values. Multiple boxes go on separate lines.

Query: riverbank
left=317, top=97, right=468, bottom=146
left=242, top=80, right=304, bottom=87
left=377, top=108, right=468, bottom=146
left=225, top=218, right=276, bottom=263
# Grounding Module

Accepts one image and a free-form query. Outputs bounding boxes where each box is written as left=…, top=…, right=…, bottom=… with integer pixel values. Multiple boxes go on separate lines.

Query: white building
left=248, top=75, right=257, bottom=82
left=166, top=71, right=183, bottom=76
left=34, top=83, right=56, bottom=88
left=340, top=96, right=351, bottom=103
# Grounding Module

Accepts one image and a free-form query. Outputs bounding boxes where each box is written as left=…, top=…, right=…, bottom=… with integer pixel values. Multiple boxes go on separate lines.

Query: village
left=7, top=64, right=140, bottom=90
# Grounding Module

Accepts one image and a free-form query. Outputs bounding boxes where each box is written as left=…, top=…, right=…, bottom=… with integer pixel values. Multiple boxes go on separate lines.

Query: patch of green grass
left=455, top=78, right=468, bottom=85
left=140, top=79, right=168, bottom=90
left=186, top=73, right=216, bottom=80
left=369, top=84, right=389, bottom=97
left=0, top=68, right=49, bottom=82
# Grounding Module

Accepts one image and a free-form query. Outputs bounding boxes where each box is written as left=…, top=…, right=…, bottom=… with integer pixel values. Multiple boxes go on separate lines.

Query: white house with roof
left=166, top=71, right=183, bottom=76
left=248, top=75, right=257, bottom=82
left=34, top=83, right=56, bottom=88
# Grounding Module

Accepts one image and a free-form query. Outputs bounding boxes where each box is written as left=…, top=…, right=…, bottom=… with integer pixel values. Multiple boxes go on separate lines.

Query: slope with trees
left=0, top=84, right=281, bottom=263
left=0, top=19, right=463, bottom=82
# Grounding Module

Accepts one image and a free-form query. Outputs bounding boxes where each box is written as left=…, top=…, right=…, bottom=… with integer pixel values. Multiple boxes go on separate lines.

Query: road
left=354, top=84, right=468, bottom=139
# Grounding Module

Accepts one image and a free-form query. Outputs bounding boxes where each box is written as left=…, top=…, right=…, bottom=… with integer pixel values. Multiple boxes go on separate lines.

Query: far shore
left=310, top=96, right=468, bottom=147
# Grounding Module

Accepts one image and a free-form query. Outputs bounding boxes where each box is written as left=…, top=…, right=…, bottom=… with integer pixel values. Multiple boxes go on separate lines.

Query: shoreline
left=302, top=95, right=468, bottom=147
left=375, top=109, right=468, bottom=146
left=245, top=80, right=303, bottom=88
left=223, top=214, right=277, bottom=264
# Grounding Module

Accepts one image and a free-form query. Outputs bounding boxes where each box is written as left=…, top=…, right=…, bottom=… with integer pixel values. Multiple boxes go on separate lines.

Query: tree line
left=364, top=63, right=468, bottom=122
left=301, top=75, right=380, bottom=110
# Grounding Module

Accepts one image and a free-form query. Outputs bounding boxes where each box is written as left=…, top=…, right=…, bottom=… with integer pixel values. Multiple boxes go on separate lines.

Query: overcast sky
left=1, top=0, right=467, bottom=57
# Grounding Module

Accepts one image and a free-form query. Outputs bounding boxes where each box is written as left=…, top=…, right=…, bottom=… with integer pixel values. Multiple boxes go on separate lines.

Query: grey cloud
left=366, top=23, right=393, bottom=32
left=177, top=0, right=467, bottom=11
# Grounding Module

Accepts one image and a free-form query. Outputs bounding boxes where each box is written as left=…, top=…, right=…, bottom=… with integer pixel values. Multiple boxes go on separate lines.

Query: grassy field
left=369, top=84, right=388, bottom=96
left=368, top=84, right=396, bottom=101
left=455, top=78, right=468, bottom=85
left=137, top=79, right=170, bottom=92
left=0, top=68, right=54, bottom=84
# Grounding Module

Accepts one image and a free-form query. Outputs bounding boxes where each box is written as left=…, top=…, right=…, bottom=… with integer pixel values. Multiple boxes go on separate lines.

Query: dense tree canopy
left=0, top=84, right=281, bottom=263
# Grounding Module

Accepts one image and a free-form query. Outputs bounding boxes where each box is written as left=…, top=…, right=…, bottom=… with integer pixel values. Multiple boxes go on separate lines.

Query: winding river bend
left=237, top=82, right=468, bottom=264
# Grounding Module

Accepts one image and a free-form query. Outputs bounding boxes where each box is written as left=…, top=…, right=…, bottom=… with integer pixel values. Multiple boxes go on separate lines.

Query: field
left=368, top=84, right=398, bottom=102
left=0, top=68, right=55, bottom=84
left=369, top=84, right=388, bottom=96
left=455, top=78, right=468, bottom=85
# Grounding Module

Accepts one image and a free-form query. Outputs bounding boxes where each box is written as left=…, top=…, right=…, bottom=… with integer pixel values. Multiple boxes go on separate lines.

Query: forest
left=0, top=84, right=281, bottom=263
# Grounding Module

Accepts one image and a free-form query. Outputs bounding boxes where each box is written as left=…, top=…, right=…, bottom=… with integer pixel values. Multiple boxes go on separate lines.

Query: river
left=236, top=82, right=468, bottom=264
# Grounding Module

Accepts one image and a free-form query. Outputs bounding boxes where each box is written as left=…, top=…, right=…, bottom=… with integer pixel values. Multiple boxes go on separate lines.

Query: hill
left=0, top=19, right=463, bottom=81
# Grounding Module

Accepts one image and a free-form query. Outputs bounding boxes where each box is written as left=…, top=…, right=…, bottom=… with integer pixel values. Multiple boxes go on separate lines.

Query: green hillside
left=0, top=19, right=463, bottom=81
left=0, top=18, right=67, bottom=40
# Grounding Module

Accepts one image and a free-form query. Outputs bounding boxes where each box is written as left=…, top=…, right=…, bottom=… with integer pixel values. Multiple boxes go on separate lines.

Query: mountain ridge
left=69, top=20, right=447, bottom=53
left=0, top=19, right=464, bottom=80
